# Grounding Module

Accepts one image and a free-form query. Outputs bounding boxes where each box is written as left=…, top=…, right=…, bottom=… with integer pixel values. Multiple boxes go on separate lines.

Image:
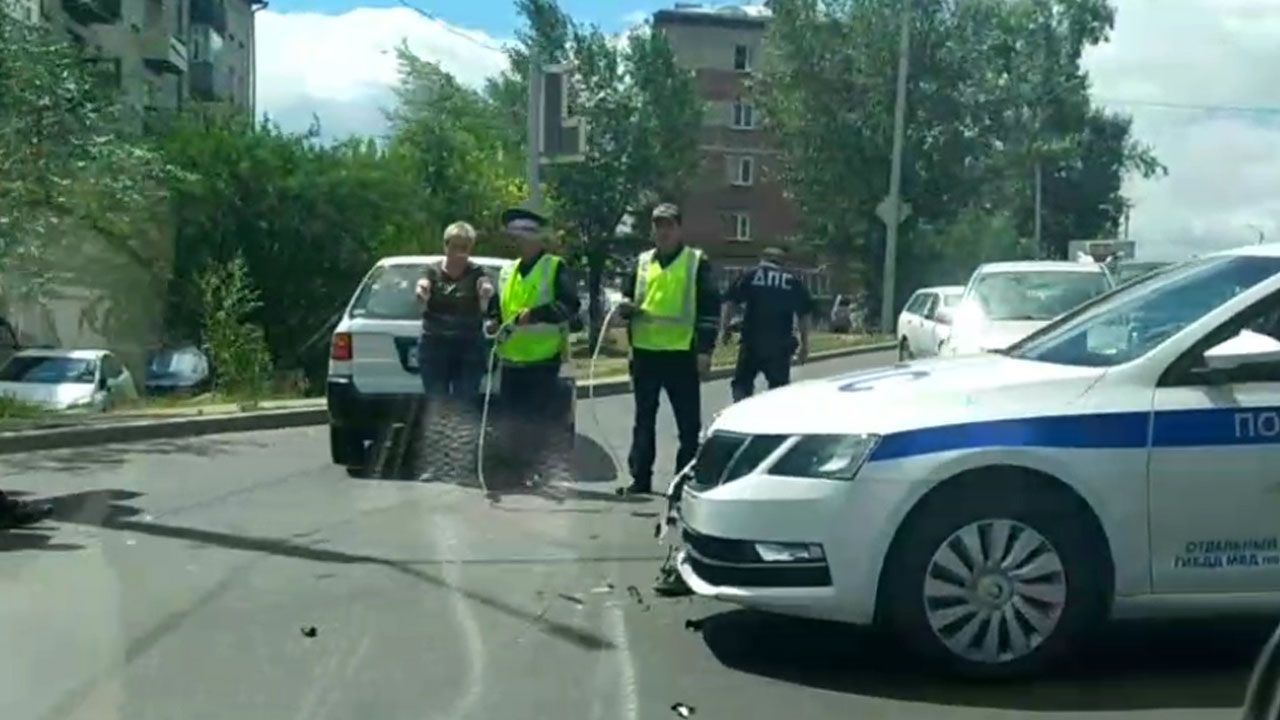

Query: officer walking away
left=617, top=203, right=720, bottom=496
left=486, top=207, right=582, bottom=487
left=724, top=246, right=812, bottom=402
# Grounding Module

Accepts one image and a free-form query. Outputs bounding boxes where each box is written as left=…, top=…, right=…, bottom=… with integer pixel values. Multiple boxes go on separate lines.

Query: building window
left=722, top=212, right=751, bottom=242
left=733, top=44, right=751, bottom=72
left=729, top=155, right=754, bottom=186
left=731, top=98, right=755, bottom=129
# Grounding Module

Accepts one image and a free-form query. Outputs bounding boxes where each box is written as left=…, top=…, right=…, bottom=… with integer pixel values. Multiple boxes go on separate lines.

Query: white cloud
left=255, top=7, right=508, bottom=140
left=1084, top=0, right=1280, bottom=259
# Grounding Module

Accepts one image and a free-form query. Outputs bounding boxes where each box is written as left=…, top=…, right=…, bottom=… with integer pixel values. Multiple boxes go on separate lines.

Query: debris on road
left=627, top=585, right=650, bottom=611
left=684, top=618, right=704, bottom=632
left=671, top=702, right=696, bottom=717
left=300, top=626, right=318, bottom=638
left=557, top=593, right=585, bottom=606
left=589, top=582, right=615, bottom=594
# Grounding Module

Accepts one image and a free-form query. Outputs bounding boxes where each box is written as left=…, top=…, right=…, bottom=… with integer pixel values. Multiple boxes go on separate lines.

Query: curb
left=0, top=341, right=894, bottom=456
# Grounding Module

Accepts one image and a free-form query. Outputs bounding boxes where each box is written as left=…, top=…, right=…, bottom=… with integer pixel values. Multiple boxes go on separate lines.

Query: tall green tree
left=757, top=0, right=1163, bottom=323
left=159, top=114, right=420, bottom=385
left=387, top=44, right=526, bottom=258
left=491, top=0, right=702, bottom=339
left=0, top=6, right=173, bottom=356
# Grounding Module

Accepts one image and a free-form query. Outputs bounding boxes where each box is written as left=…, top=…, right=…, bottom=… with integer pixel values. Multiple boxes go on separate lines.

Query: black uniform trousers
left=730, top=344, right=793, bottom=402
left=628, top=349, right=701, bottom=491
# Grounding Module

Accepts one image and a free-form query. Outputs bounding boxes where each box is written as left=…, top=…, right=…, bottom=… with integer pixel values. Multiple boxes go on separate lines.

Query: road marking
left=604, top=604, right=640, bottom=720
left=434, top=516, right=487, bottom=720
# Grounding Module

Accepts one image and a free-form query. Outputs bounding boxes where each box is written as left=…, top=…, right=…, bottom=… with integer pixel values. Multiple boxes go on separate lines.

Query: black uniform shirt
left=726, top=261, right=813, bottom=355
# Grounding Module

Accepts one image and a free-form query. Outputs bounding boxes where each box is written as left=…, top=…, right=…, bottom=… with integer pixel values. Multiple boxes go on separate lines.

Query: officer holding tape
left=486, top=207, right=582, bottom=486
left=617, top=203, right=721, bottom=496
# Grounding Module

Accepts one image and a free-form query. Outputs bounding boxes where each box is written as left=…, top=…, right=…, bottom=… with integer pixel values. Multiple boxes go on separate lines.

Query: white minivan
left=678, top=243, right=1280, bottom=677
left=326, top=255, right=510, bottom=472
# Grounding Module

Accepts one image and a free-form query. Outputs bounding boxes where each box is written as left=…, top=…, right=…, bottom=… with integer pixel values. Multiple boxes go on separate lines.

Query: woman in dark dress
left=414, top=221, right=495, bottom=399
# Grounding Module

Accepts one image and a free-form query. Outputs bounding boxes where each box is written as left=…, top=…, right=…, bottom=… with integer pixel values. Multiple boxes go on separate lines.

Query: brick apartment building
left=653, top=4, right=831, bottom=297
left=5, top=0, right=259, bottom=117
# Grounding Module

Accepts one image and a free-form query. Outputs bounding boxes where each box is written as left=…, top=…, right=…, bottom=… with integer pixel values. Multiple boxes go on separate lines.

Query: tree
left=757, top=0, right=1164, bottom=322
left=386, top=44, right=526, bottom=259
left=492, top=0, right=703, bottom=340
left=0, top=7, right=173, bottom=362
left=158, top=114, right=421, bottom=386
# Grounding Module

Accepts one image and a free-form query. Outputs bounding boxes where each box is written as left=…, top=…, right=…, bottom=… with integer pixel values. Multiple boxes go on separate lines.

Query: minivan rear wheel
left=330, top=425, right=367, bottom=474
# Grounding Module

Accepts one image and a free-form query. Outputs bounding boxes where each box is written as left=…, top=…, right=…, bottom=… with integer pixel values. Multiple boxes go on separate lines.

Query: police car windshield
left=970, top=270, right=1111, bottom=322
left=1006, top=255, right=1280, bottom=367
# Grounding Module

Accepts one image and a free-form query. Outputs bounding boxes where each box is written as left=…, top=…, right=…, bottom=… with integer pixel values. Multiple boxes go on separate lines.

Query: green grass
left=572, top=331, right=889, bottom=380
left=0, top=395, right=45, bottom=420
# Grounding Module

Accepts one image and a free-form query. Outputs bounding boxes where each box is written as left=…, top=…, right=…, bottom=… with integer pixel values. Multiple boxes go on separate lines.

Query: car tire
left=898, top=337, right=914, bottom=361
left=330, top=425, right=367, bottom=471
left=880, top=479, right=1108, bottom=678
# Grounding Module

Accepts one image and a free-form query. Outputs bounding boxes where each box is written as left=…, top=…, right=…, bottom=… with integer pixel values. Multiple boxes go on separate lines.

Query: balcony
left=62, top=0, right=121, bottom=25
left=143, top=30, right=188, bottom=75
left=189, top=61, right=230, bottom=102
left=189, top=0, right=227, bottom=34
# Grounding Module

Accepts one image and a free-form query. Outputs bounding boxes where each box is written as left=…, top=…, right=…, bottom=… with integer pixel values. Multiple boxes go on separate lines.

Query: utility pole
left=526, top=52, right=543, bottom=209
left=1033, top=161, right=1043, bottom=251
left=878, top=0, right=912, bottom=334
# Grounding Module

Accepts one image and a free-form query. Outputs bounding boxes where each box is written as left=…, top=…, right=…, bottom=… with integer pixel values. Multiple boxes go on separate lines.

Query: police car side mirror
left=1202, top=331, right=1280, bottom=372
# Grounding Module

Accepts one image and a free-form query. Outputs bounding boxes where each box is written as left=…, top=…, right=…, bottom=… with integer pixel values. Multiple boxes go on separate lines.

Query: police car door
left=1149, top=296, right=1280, bottom=594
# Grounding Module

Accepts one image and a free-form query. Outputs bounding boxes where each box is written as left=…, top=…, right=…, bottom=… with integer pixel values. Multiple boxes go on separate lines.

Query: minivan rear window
left=348, top=263, right=504, bottom=320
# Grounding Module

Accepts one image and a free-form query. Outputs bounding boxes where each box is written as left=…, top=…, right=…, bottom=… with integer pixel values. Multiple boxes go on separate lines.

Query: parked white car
left=896, top=285, right=964, bottom=360
left=677, top=243, right=1280, bottom=676
left=939, top=261, right=1113, bottom=357
left=0, top=348, right=138, bottom=412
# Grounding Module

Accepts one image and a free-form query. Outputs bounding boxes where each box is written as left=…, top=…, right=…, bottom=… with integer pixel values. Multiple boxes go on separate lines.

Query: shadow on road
left=700, top=608, right=1274, bottom=712
left=20, top=488, right=618, bottom=653
left=1, top=436, right=265, bottom=475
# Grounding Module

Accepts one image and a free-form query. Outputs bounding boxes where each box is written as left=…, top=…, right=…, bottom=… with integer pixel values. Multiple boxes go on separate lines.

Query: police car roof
left=976, top=260, right=1106, bottom=274
left=379, top=255, right=512, bottom=269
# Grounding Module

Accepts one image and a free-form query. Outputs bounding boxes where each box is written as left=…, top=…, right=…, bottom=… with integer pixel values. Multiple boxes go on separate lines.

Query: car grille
left=692, top=432, right=789, bottom=488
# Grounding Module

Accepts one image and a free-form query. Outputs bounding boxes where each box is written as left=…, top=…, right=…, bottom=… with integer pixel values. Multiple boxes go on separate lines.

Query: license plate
left=406, top=341, right=419, bottom=371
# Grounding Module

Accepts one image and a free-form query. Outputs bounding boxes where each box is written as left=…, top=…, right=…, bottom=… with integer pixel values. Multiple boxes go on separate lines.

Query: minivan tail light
left=331, top=332, right=353, bottom=361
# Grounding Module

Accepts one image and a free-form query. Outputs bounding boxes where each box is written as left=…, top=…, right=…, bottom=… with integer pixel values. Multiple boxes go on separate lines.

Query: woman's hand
left=415, top=278, right=431, bottom=302
left=477, top=277, right=495, bottom=308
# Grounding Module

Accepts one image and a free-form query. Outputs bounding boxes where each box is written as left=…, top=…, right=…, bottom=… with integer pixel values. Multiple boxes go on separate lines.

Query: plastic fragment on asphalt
left=671, top=702, right=696, bottom=717
left=589, top=583, right=615, bottom=594
left=301, top=626, right=318, bottom=638
left=558, top=593, right=585, bottom=606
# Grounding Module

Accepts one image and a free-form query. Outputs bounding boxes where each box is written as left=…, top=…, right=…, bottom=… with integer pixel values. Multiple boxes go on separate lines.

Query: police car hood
left=711, top=355, right=1105, bottom=437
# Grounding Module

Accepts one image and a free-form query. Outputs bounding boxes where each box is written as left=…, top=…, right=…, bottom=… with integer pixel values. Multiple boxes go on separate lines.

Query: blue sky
left=265, top=0, right=669, bottom=37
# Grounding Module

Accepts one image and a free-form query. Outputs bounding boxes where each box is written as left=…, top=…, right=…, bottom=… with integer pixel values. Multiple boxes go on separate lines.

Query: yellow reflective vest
left=632, top=246, right=700, bottom=352
left=498, top=254, right=567, bottom=364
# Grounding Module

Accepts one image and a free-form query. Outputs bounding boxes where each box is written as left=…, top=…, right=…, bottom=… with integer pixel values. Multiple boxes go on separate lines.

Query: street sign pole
left=879, top=0, right=912, bottom=334
left=526, top=51, right=543, bottom=209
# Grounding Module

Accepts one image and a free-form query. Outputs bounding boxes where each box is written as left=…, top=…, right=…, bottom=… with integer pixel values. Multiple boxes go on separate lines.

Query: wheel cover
left=922, top=518, right=1067, bottom=665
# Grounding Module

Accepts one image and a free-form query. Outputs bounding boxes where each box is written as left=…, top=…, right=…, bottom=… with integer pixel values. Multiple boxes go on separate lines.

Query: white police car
left=678, top=243, right=1280, bottom=677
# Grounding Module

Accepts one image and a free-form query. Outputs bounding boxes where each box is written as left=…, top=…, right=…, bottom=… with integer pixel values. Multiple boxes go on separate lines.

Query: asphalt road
left=0, top=349, right=1272, bottom=720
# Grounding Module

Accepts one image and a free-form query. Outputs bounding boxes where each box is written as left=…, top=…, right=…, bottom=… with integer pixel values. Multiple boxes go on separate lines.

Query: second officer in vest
left=488, top=207, right=582, bottom=484
left=618, top=203, right=721, bottom=495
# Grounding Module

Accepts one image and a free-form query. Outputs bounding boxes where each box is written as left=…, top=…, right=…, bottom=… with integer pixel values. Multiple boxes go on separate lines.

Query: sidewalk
left=0, top=339, right=895, bottom=455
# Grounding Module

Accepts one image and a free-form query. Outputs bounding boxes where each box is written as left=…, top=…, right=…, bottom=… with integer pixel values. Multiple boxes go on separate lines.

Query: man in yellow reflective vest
left=617, top=203, right=721, bottom=496
left=486, top=207, right=582, bottom=482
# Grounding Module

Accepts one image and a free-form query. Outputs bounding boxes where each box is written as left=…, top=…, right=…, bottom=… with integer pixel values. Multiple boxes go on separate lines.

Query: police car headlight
left=769, top=434, right=880, bottom=481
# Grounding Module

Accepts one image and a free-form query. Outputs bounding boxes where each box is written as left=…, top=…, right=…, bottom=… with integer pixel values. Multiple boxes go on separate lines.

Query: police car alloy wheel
left=881, top=479, right=1108, bottom=678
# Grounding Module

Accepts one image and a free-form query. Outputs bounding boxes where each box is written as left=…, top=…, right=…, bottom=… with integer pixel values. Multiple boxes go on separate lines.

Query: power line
left=395, top=0, right=509, bottom=54
left=1095, top=97, right=1280, bottom=115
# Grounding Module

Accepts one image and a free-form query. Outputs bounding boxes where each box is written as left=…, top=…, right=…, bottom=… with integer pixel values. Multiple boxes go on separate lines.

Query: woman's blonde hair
left=443, top=221, right=477, bottom=245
